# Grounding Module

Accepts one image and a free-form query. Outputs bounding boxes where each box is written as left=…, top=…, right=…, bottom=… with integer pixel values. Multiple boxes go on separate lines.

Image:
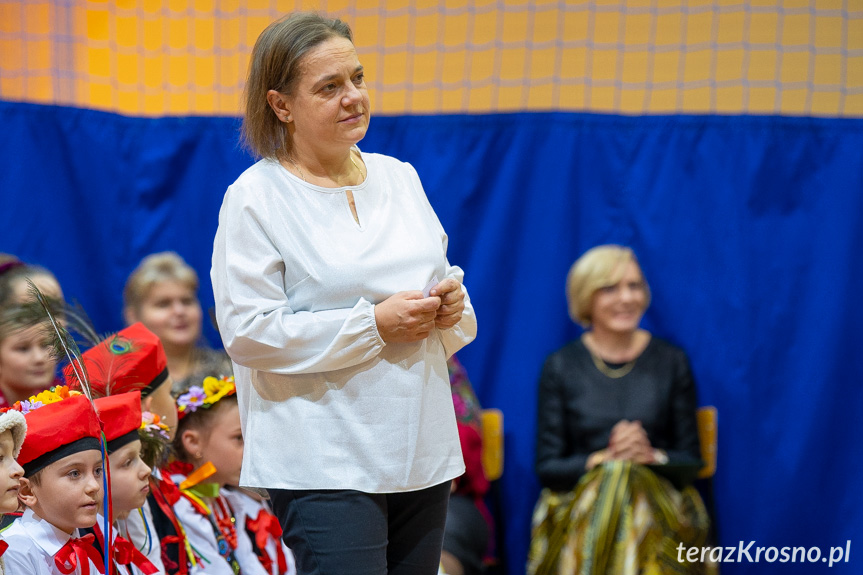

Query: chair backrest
left=480, top=408, right=504, bottom=481
left=696, top=406, right=718, bottom=479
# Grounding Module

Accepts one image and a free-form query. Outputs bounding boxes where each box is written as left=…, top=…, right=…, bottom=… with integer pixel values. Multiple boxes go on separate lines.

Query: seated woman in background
left=528, top=245, right=712, bottom=575
left=124, top=252, right=232, bottom=394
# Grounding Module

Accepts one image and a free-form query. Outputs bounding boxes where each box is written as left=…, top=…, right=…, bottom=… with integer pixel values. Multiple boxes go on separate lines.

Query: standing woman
left=529, top=245, right=711, bottom=575
left=211, top=12, right=476, bottom=575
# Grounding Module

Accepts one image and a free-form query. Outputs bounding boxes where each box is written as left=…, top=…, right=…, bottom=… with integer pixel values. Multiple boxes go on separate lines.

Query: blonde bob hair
left=124, top=252, right=199, bottom=316
left=566, top=245, right=651, bottom=327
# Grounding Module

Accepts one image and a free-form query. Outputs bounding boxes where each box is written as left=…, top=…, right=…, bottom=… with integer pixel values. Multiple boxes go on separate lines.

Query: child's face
left=144, top=377, right=178, bottom=439
left=108, top=440, right=151, bottom=521
left=0, top=429, right=24, bottom=513
left=0, top=325, right=57, bottom=396
left=11, top=274, right=64, bottom=303
left=20, top=450, right=103, bottom=535
left=198, top=402, right=243, bottom=486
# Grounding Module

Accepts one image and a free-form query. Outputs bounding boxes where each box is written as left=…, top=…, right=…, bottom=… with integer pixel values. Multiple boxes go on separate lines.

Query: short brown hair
left=566, top=245, right=651, bottom=327
left=242, top=12, right=353, bottom=160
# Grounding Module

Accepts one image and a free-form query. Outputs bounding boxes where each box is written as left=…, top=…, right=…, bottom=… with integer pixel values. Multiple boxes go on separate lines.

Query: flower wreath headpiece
left=177, top=376, right=236, bottom=420
left=13, top=385, right=83, bottom=414
left=138, top=410, right=172, bottom=469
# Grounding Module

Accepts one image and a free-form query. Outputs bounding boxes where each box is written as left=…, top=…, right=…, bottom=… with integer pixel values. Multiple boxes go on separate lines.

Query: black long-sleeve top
left=534, top=336, right=701, bottom=492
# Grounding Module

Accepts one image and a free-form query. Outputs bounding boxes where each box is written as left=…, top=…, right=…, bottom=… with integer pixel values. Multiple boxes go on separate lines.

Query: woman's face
left=131, top=281, right=202, bottom=350
left=0, top=325, right=56, bottom=397
left=590, top=260, right=648, bottom=334
left=282, top=36, right=370, bottom=156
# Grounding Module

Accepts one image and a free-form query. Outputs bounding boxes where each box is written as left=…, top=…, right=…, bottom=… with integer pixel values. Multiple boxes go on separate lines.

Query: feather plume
left=80, top=332, right=142, bottom=397
left=57, top=301, right=103, bottom=348
left=0, top=285, right=146, bottom=397
left=0, top=281, right=94, bottom=401
left=0, top=284, right=108, bottom=389
left=8, top=283, right=111, bottom=574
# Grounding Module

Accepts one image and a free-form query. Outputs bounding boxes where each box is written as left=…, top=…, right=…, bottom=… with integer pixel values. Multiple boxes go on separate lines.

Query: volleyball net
left=1, top=0, right=861, bottom=117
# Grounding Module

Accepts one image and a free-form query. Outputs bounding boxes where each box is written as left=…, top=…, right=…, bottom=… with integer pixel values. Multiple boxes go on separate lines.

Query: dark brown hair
left=172, top=394, right=238, bottom=463
left=242, top=12, right=353, bottom=160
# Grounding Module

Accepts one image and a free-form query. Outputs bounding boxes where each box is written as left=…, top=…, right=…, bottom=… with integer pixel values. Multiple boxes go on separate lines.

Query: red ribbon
left=54, top=534, right=106, bottom=575
left=150, top=476, right=189, bottom=575
left=158, top=474, right=182, bottom=505
left=113, top=535, right=159, bottom=575
left=0, top=540, right=7, bottom=557
left=247, top=509, right=287, bottom=574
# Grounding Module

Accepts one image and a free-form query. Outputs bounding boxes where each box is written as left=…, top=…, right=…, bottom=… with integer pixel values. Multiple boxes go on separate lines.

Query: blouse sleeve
left=211, top=185, right=387, bottom=375
left=406, top=163, right=477, bottom=359
left=436, top=261, right=477, bottom=360
left=664, top=349, right=702, bottom=463
left=534, top=354, right=590, bottom=491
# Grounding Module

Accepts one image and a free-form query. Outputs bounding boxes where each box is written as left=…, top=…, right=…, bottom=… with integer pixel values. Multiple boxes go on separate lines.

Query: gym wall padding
left=2, top=100, right=862, bottom=573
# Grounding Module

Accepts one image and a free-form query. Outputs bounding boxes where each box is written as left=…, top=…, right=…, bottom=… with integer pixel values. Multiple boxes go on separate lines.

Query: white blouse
left=221, top=488, right=296, bottom=575
left=2, top=508, right=103, bottom=575
left=169, top=475, right=268, bottom=575
left=211, top=151, right=476, bottom=492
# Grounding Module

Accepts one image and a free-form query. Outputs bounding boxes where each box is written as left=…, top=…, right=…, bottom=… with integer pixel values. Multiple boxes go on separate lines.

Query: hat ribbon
left=54, top=533, right=105, bottom=575
left=113, top=535, right=159, bottom=574
left=248, top=509, right=287, bottom=573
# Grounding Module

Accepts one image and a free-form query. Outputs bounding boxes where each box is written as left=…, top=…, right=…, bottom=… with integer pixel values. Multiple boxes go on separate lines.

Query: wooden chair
left=480, top=408, right=504, bottom=481
left=696, top=405, right=719, bottom=543
left=696, top=406, right=718, bottom=479
left=479, top=408, right=505, bottom=573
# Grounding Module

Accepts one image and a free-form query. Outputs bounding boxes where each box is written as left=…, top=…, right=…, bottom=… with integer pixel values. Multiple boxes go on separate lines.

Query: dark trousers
left=268, top=481, right=451, bottom=575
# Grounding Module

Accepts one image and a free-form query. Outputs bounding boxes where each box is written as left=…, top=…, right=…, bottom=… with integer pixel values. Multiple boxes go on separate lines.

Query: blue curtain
left=2, top=101, right=861, bottom=574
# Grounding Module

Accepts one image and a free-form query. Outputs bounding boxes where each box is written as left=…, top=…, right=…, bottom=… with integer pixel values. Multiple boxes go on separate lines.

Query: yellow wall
left=1, top=0, right=861, bottom=117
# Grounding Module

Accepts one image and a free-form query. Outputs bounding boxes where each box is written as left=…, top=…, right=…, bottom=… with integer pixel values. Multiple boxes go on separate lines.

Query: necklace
left=287, top=153, right=364, bottom=185
left=350, top=154, right=365, bottom=182
left=287, top=155, right=307, bottom=182
left=582, top=334, right=637, bottom=379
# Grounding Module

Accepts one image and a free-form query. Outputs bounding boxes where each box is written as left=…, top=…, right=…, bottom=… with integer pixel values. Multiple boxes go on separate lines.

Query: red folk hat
left=16, top=391, right=102, bottom=478
left=65, top=322, right=169, bottom=399
left=94, top=391, right=142, bottom=454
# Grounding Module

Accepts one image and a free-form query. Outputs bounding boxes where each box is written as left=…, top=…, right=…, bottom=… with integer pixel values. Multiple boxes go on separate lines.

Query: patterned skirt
left=527, top=461, right=717, bottom=575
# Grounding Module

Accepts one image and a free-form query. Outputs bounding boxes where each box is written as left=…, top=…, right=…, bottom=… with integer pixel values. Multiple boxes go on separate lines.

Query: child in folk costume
left=221, top=487, right=296, bottom=575
left=81, top=392, right=161, bottom=575
left=170, top=376, right=267, bottom=575
left=2, top=389, right=106, bottom=575
left=66, top=323, right=181, bottom=574
left=0, top=408, right=26, bottom=575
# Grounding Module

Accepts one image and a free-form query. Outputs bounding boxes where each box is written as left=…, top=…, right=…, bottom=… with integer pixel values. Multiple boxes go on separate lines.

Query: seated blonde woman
left=528, top=245, right=713, bottom=575
left=124, top=252, right=232, bottom=394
